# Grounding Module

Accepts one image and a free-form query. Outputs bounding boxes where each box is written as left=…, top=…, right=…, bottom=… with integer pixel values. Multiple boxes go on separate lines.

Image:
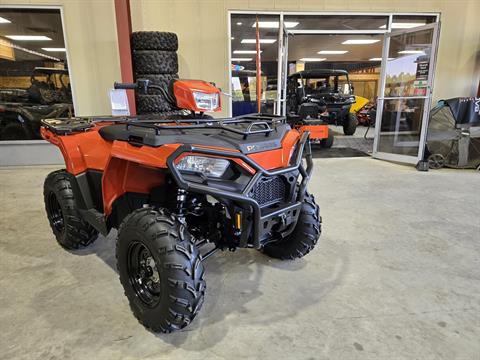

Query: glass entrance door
left=277, top=19, right=290, bottom=115
left=373, top=23, right=440, bottom=164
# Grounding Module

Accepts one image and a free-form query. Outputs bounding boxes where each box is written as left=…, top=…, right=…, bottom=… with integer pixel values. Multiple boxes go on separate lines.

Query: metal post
left=114, top=0, right=136, bottom=115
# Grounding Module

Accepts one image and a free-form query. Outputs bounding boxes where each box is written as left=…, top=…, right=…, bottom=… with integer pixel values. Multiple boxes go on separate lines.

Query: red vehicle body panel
left=295, top=124, right=328, bottom=140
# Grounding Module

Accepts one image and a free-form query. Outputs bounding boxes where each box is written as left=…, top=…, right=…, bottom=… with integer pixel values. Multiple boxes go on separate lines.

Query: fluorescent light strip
left=0, top=16, right=11, bottom=23
left=42, top=47, right=66, bottom=52
left=398, top=50, right=425, bottom=54
left=241, top=39, right=276, bottom=44
left=318, top=50, right=348, bottom=55
left=0, top=38, right=60, bottom=61
left=380, top=22, right=426, bottom=29
left=299, top=58, right=326, bottom=62
left=231, top=58, right=252, bottom=61
left=5, top=35, right=52, bottom=41
left=342, top=39, right=380, bottom=45
left=251, top=21, right=299, bottom=29
left=233, top=50, right=262, bottom=54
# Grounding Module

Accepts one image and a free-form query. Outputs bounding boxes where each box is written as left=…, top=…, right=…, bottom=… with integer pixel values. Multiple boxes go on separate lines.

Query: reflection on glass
left=378, top=98, right=425, bottom=156
left=284, top=15, right=389, bottom=31
left=390, top=15, right=437, bottom=32
left=0, top=8, right=72, bottom=141
left=230, top=14, right=279, bottom=116
left=384, top=28, right=434, bottom=97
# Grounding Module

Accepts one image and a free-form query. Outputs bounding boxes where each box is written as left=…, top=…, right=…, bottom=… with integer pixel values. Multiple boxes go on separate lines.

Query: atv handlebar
left=114, top=79, right=150, bottom=94
left=114, top=79, right=175, bottom=105
left=114, top=82, right=138, bottom=90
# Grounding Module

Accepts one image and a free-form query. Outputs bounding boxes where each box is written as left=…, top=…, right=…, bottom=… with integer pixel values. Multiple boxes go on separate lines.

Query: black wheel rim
left=127, top=242, right=161, bottom=307
left=428, top=154, right=445, bottom=169
left=47, top=192, right=65, bottom=233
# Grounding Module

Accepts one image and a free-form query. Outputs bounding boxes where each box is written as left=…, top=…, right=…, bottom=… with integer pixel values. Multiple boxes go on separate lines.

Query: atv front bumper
left=167, top=131, right=313, bottom=248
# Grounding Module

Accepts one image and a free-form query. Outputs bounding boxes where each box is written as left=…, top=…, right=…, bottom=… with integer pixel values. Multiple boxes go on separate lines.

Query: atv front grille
left=251, top=176, right=286, bottom=206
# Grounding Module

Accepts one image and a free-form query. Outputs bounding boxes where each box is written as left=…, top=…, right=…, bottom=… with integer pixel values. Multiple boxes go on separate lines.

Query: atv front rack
left=41, top=113, right=286, bottom=139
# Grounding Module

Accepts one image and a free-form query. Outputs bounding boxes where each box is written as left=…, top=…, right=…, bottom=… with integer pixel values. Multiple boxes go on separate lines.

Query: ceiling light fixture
left=317, top=50, right=348, bottom=55
left=0, top=38, right=60, bottom=61
left=380, top=22, right=426, bottom=29
left=251, top=21, right=299, bottom=29
left=369, top=57, right=394, bottom=61
left=5, top=35, right=52, bottom=41
left=42, top=47, right=66, bottom=52
left=0, top=16, right=11, bottom=23
left=241, top=39, right=276, bottom=44
left=231, top=58, right=252, bottom=61
left=233, top=50, right=262, bottom=54
left=342, top=39, right=380, bottom=45
left=236, top=22, right=242, bottom=26
left=398, top=50, right=425, bottom=54
left=299, top=58, right=326, bottom=62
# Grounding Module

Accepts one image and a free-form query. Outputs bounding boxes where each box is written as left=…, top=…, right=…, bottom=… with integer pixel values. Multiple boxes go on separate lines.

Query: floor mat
left=312, top=147, right=370, bottom=158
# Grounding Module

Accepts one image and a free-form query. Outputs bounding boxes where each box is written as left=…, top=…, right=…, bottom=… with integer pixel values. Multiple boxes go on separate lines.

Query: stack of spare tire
left=131, top=31, right=179, bottom=115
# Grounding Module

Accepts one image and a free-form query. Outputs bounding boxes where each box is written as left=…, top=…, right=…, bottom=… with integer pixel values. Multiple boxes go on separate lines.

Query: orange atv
left=41, top=78, right=321, bottom=333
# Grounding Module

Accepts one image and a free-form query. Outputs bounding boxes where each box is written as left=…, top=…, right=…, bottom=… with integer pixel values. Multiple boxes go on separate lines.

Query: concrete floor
left=1, top=158, right=479, bottom=360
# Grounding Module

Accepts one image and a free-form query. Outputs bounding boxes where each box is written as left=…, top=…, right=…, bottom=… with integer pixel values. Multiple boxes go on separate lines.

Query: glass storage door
left=373, top=23, right=440, bottom=164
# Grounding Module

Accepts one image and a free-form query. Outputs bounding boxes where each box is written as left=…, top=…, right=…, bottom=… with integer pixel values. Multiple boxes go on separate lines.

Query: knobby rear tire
left=43, top=170, right=98, bottom=250
left=131, top=32, right=178, bottom=51
left=320, top=131, right=334, bottom=148
left=343, top=113, right=358, bottom=136
left=133, top=50, right=178, bottom=75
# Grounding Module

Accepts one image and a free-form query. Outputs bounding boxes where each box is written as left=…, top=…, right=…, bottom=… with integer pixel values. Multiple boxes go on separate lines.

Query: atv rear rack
left=41, top=113, right=286, bottom=139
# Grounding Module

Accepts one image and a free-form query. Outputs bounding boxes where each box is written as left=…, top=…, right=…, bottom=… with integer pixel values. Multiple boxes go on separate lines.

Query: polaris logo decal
left=244, top=141, right=279, bottom=153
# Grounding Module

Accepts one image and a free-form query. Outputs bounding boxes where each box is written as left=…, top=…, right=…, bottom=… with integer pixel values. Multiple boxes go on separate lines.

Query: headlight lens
left=193, top=91, right=219, bottom=111
left=176, top=155, right=229, bottom=178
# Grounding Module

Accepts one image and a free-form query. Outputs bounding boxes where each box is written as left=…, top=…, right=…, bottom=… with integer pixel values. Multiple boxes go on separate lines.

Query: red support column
left=114, top=0, right=136, bottom=115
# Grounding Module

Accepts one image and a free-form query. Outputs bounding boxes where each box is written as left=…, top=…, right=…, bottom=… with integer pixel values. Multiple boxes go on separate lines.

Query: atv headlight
left=176, top=155, right=229, bottom=178
left=193, top=91, right=219, bottom=111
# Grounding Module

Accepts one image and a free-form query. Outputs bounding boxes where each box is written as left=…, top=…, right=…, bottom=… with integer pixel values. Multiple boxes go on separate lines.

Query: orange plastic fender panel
left=248, top=129, right=300, bottom=170
left=296, top=124, right=329, bottom=140
left=41, top=126, right=112, bottom=176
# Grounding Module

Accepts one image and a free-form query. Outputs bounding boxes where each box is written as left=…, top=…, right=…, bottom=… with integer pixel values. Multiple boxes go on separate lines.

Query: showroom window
left=282, top=14, right=389, bottom=31
left=229, top=12, right=439, bottom=117
left=230, top=13, right=280, bottom=116
left=0, top=7, right=72, bottom=141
